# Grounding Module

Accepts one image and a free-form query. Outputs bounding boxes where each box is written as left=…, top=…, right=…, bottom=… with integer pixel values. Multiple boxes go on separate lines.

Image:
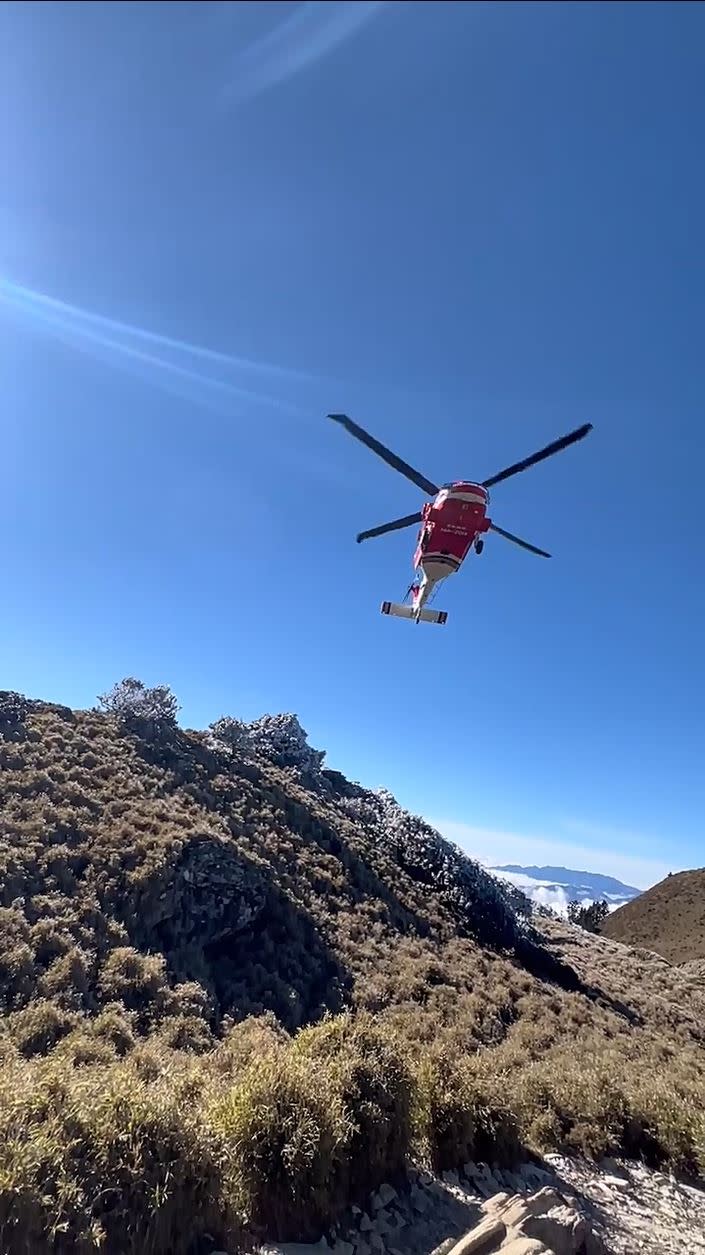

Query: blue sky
left=1, top=1, right=703, bottom=888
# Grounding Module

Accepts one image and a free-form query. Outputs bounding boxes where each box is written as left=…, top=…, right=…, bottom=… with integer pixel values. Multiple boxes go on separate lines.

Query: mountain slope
left=0, top=686, right=703, bottom=1254
left=602, top=868, right=705, bottom=963
left=491, top=864, right=642, bottom=915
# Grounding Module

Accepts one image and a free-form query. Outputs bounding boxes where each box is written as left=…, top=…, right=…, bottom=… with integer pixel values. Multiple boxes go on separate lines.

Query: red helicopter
left=329, top=413, right=593, bottom=625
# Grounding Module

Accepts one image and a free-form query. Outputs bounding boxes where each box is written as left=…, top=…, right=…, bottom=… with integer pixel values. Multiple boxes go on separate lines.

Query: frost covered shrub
left=98, top=678, right=179, bottom=736
left=489, top=875, right=533, bottom=921
left=0, top=690, right=29, bottom=735
left=210, top=711, right=326, bottom=775
left=209, top=716, right=249, bottom=755
left=341, top=787, right=522, bottom=950
left=243, top=713, right=325, bottom=774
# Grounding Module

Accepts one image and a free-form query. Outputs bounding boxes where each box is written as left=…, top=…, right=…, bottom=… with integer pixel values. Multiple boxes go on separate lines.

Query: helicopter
left=329, top=413, right=593, bottom=624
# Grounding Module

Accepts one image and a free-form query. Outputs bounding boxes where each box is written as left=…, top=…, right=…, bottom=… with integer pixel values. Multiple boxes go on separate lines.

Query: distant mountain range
left=489, top=864, right=642, bottom=917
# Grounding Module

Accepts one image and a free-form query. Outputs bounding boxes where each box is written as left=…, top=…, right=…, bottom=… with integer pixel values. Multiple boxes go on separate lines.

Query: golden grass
left=0, top=693, right=703, bottom=1249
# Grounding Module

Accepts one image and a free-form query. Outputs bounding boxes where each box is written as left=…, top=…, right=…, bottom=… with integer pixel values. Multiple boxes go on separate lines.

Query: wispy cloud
left=0, top=276, right=307, bottom=417
left=224, top=1, right=385, bottom=101
left=427, top=818, right=678, bottom=891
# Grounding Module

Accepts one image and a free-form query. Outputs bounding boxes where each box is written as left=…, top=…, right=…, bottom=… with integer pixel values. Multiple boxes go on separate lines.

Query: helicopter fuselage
left=410, top=482, right=491, bottom=613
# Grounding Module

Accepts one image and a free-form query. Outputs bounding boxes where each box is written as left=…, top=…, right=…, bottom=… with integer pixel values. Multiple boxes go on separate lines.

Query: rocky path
left=258, top=1155, right=705, bottom=1255
left=538, top=1154, right=705, bottom=1255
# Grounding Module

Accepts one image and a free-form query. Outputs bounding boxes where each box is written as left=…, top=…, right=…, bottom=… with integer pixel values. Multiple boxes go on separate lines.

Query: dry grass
left=0, top=692, right=704, bottom=1250
left=0, top=1045, right=238, bottom=1255
left=602, top=867, right=705, bottom=964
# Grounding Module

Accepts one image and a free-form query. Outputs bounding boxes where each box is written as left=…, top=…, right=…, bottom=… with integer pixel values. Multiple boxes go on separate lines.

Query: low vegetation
left=0, top=682, right=703, bottom=1253
left=603, top=867, right=705, bottom=963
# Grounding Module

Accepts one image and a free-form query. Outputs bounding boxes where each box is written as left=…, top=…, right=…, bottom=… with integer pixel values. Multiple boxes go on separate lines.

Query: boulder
left=446, top=1216, right=507, bottom=1255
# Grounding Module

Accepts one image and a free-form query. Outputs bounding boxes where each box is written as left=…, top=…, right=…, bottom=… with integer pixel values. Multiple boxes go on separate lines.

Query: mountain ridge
left=0, top=682, right=703, bottom=1253
left=490, top=863, right=642, bottom=916
left=602, top=867, right=705, bottom=964
left=492, top=864, right=642, bottom=897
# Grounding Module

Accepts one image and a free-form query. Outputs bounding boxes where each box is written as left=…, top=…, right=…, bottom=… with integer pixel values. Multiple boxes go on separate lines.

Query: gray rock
left=411, top=1185, right=431, bottom=1214
left=372, top=1184, right=398, bottom=1211
left=601, top=1173, right=630, bottom=1191
left=599, top=1157, right=628, bottom=1179
left=518, top=1165, right=554, bottom=1189
left=359, top=1214, right=373, bottom=1234
left=445, top=1215, right=507, bottom=1254
left=498, top=1240, right=548, bottom=1255
left=476, top=1177, right=501, bottom=1200
left=372, top=1211, right=395, bottom=1237
left=520, top=1207, right=588, bottom=1255
left=583, top=1233, right=608, bottom=1255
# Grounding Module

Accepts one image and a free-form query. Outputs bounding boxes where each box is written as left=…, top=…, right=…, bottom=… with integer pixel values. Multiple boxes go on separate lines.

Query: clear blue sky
left=2, top=1, right=703, bottom=888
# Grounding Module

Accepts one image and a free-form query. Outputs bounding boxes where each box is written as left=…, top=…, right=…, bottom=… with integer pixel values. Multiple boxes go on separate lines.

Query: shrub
left=158, top=1014, right=215, bottom=1055
left=211, top=1012, right=288, bottom=1080
left=213, top=1050, right=347, bottom=1241
left=98, top=947, right=168, bottom=1017
left=414, top=1047, right=521, bottom=1171
left=92, top=1004, right=137, bottom=1056
left=0, top=1055, right=237, bottom=1254
left=39, top=947, right=92, bottom=1010
left=212, top=1014, right=414, bottom=1241
left=8, top=1000, right=78, bottom=1057
left=294, top=1014, right=413, bottom=1199
left=0, top=908, right=37, bottom=1010
left=209, top=716, right=249, bottom=755
left=97, top=679, right=179, bottom=736
left=497, top=1046, right=705, bottom=1175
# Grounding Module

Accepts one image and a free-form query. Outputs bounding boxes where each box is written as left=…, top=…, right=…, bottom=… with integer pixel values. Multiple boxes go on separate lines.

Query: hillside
left=0, top=683, right=704, bottom=1255
left=490, top=865, right=641, bottom=916
left=602, top=868, right=705, bottom=963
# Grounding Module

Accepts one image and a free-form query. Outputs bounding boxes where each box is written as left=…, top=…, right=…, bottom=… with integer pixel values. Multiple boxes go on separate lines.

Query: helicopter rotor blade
left=356, top=512, right=423, bottom=543
left=329, top=413, right=439, bottom=497
left=482, top=423, right=593, bottom=489
left=489, top=523, right=551, bottom=558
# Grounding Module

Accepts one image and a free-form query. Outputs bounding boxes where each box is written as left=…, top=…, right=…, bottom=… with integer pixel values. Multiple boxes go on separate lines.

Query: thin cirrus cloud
left=224, top=1, right=385, bottom=101
left=0, top=276, right=309, bottom=418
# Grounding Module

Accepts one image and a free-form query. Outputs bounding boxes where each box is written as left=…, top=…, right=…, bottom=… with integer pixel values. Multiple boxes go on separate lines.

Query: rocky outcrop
left=121, top=832, right=267, bottom=953
left=457, top=1186, right=605, bottom=1254
left=259, top=1155, right=705, bottom=1255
